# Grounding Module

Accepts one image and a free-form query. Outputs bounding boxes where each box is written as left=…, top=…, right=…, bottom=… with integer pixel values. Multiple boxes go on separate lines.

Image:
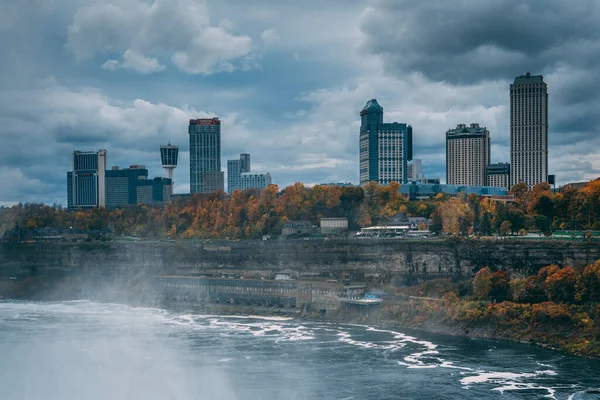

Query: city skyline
left=2, top=0, right=600, bottom=205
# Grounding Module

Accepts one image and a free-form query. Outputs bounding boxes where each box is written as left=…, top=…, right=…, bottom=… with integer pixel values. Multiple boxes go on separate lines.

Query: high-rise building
left=407, top=159, right=424, bottom=182
left=67, top=149, right=107, bottom=209
left=227, top=153, right=271, bottom=192
left=105, top=165, right=148, bottom=207
left=227, top=159, right=241, bottom=193
left=446, top=123, right=490, bottom=186
left=359, top=99, right=412, bottom=185
left=487, top=162, right=510, bottom=189
left=510, top=72, right=548, bottom=188
left=160, top=143, right=178, bottom=193
left=227, top=153, right=251, bottom=193
left=136, top=177, right=172, bottom=205
left=240, top=153, right=250, bottom=173
left=189, top=118, right=224, bottom=194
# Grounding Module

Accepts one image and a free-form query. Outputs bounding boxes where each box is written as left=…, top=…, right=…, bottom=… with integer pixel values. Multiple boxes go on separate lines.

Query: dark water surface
left=0, top=301, right=599, bottom=400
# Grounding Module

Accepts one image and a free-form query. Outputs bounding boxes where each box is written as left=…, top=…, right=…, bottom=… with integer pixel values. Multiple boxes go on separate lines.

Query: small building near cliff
left=320, top=218, right=348, bottom=234
left=281, top=220, right=318, bottom=237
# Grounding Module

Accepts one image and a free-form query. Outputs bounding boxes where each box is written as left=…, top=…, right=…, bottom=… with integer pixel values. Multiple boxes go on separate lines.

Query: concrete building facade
left=487, top=162, right=511, bottom=189
left=320, top=218, right=349, bottom=234
left=446, top=123, right=490, bottom=186
left=238, top=172, right=272, bottom=191
left=189, top=118, right=224, bottom=194
left=510, top=72, right=548, bottom=188
left=359, top=99, right=412, bottom=185
left=227, top=153, right=251, bottom=193
left=228, top=153, right=271, bottom=192
left=407, top=159, right=424, bottom=182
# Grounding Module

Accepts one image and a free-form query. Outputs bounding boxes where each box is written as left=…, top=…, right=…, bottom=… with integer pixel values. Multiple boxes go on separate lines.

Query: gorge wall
left=2, top=238, right=600, bottom=280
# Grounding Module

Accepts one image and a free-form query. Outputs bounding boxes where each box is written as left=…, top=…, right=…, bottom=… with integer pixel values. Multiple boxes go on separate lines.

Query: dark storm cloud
left=4, top=0, right=600, bottom=205
left=359, top=0, right=600, bottom=83
left=360, top=0, right=600, bottom=183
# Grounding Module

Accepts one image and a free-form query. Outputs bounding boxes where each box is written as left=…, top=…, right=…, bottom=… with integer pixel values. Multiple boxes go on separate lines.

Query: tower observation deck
left=160, top=143, right=179, bottom=186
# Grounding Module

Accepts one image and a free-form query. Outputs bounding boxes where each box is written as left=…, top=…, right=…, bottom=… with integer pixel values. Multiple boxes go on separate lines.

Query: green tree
left=429, top=212, right=443, bottom=234
left=534, top=215, right=551, bottom=234
left=479, top=213, right=492, bottom=236
left=499, top=220, right=512, bottom=237
left=533, top=195, right=554, bottom=219
left=507, top=208, right=527, bottom=233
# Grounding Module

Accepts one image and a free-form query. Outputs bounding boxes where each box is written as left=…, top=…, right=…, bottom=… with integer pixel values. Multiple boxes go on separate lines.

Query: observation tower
left=160, top=142, right=179, bottom=185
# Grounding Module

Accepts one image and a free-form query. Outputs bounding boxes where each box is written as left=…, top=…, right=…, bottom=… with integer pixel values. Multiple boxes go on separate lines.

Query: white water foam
left=460, top=370, right=559, bottom=399
left=336, top=324, right=562, bottom=399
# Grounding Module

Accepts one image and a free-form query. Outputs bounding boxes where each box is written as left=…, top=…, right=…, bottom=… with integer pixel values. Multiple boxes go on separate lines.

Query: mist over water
left=0, top=302, right=599, bottom=400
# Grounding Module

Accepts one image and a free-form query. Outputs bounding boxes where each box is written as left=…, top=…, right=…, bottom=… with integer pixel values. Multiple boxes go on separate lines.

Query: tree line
left=3, top=179, right=600, bottom=239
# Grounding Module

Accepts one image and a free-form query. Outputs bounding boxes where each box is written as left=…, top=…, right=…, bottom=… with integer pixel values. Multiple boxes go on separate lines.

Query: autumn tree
left=489, top=270, right=511, bottom=302
left=429, top=212, right=443, bottom=234
left=499, top=221, right=512, bottom=236
left=438, top=197, right=473, bottom=235
left=545, top=266, right=578, bottom=303
left=576, top=261, right=600, bottom=302
left=473, top=267, right=494, bottom=300
left=511, top=182, right=530, bottom=211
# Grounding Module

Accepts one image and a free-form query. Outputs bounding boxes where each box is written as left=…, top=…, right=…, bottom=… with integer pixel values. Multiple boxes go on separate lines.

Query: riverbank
left=154, top=297, right=600, bottom=359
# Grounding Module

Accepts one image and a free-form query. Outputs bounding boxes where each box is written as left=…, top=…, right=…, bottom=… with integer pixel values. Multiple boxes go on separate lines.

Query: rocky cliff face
left=2, top=239, right=600, bottom=280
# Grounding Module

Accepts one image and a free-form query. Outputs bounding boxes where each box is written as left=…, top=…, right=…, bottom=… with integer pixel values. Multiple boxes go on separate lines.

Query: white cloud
left=102, top=49, right=165, bottom=74
left=261, top=28, right=280, bottom=44
left=101, top=59, right=120, bottom=71
left=67, top=0, right=254, bottom=74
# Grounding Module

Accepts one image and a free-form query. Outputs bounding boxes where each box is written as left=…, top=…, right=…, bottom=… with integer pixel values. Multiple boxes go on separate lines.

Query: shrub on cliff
left=472, top=267, right=493, bottom=300
left=489, top=270, right=511, bottom=302
left=531, top=302, right=572, bottom=326
left=545, top=267, right=579, bottom=303
left=511, top=276, right=547, bottom=303
left=576, top=261, right=600, bottom=302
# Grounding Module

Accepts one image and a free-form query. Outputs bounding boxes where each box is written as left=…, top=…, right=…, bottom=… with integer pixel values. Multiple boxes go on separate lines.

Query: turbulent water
left=1, top=301, right=599, bottom=400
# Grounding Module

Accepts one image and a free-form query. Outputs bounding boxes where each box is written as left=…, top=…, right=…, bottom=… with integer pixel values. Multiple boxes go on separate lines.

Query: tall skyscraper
left=510, top=72, right=548, bottom=188
left=189, top=118, right=224, bottom=194
left=160, top=143, right=178, bottom=192
left=446, top=123, right=490, bottom=186
left=359, top=99, right=412, bottom=185
left=67, top=149, right=107, bottom=209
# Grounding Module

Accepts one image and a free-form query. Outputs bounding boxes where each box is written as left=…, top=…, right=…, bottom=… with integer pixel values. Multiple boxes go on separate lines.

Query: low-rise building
left=238, top=172, right=272, bottom=191
left=281, top=220, right=318, bottom=236
left=399, top=182, right=513, bottom=202
left=562, top=181, right=590, bottom=191
left=320, top=218, right=348, bottom=234
left=359, top=212, right=411, bottom=236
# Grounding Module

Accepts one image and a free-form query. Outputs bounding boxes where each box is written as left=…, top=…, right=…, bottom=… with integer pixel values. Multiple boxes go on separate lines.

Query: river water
left=0, top=301, right=599, bottom=400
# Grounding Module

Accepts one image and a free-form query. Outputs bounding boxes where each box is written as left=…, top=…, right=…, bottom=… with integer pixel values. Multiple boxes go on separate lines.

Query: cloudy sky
left=1, top=0, right=599, bottom=205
